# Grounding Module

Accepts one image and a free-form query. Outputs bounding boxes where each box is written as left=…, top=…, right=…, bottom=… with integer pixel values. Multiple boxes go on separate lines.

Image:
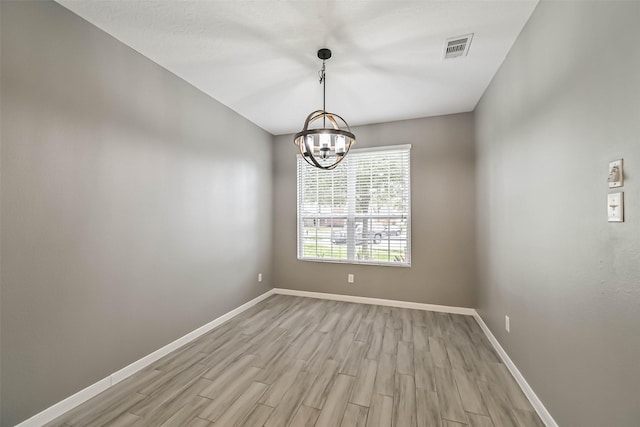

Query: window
left=297, top=145, right=411, bottom=266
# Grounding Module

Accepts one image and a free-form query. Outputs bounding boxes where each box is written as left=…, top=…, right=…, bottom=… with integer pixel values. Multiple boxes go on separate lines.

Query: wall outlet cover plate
left=608, top=192, right=624, bottom=222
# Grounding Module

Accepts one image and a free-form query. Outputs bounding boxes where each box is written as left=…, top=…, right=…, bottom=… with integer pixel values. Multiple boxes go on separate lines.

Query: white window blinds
left=297, top=145, right=411, bottom=266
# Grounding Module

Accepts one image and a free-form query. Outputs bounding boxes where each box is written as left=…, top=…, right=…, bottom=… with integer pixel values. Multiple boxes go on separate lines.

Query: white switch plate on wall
left=608, top=192, right=624, bottom=222
left=347, top=274, right=354, bottom=283
left=608, top=159, right=624, bottom=188
left=505, top=315, right=510, bottom=333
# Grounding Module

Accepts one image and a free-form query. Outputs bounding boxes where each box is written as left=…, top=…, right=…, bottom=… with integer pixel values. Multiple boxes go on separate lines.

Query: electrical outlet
left=347, top=274, right=354, bottom=283
left=258, top=273, right=262, bottom=282
left=505, top=315, right=510, bottom=333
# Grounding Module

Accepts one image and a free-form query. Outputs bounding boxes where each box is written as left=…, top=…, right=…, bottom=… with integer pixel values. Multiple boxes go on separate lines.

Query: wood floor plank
left=414, top=349, right=436, bottom=392
left=454, top=339, right=482, bottom=377
left=381, top=326, right=399, bottom=355
left=139, top=377, right=213, bottom=425
left=239, top=404, right=273, bottom=427
left=513, top=408, right=545, bottom=427
left=393, top=374, right=417, bottom=427
left=397, top=341, right=414, bottom=375
left=346, top=305, right=365, bottom=335
left=159, top=396, right=211, bottom=427
left=436, top=313, right=455, bottom=336
left=154, top=345, right=209, bottom=373
left=289, top=321, right=319, bottom=348
left=490, top=363, right=533, bottom=411
left=186, top=418, right=211, bottom=427
left=429, top=336, right=451, bottom=368
left=453, top=368, right=488, bottom=416
left=304, top=333, right=334, bottom=374
left=130, top=364, right=210, bottom=420
left=467, top=412, right=495, bottom=427
left=251, top=330, right=295, bottom=369
left=366, top=313, right=387, bottom=360
left=135, top=363, right=203, bottom=397
left=303, top=359, right=341, bottom=409
left=400, top=309, right=413, bottom=342
left=350, top=358, right=377, bottom=407
left=388, top=308, right=403, bottom=330
left=200, top=353, right=257, bottom=389
left=79, top=393, right=146, bottom=427
left=199, top=364, right=261, bottom=400
left=328, top=332, right=355, bottom=365
left=424, top=311, right=443, bottom=338
left=245, top=325, right=287, bottom=355
left=477, top=380, right=520, bottom=427
left=317, top=311, right=341, bottom=333
left=288, top=405, right=320, bottom=427
left=366, top=329, right=384, bottom=361
left=259, top=358, right=305, bottom=407
left=434, top=367, right=467, bottom=424
left=355, top=319, right=373, bottom=343
left=473, top=338, right=501, bottom=364
left=199, top=335, right=254, bottom=374
left=340, top=340, right=369, bottom=376
left=412, top=325, right=430, bottom=353
left=54, top=376, right=151, bottom=427
left=374, top=352, right=396, bottom=397
left=445, top=340, right=468, bottom=371
left=315, top=374, right=354, bottom=427
left=416, top=387, right=442, bottom=427
left=365, top=394, right=393, bottom=427
left=257, top=343, right=299, bottom=385
left=107, top=412, right=144, bottom=427
left=474, top=361, right=503, bottom=385
left=198, top=367, right=263, bottom=421
left=363, top=304, right=378, bottom=322
left=278, top=305, right=307, bottom=330
left=212, top=381, right=268, bottom=426
left=296, top=331, right=324, bottom=361
left=264, top=370, right=317, bottom=427
left=341, top=403, right=369, bottom=427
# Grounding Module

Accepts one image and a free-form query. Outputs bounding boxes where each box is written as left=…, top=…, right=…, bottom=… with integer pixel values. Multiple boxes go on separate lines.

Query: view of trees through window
left=297, top=146, right=410, bottom=265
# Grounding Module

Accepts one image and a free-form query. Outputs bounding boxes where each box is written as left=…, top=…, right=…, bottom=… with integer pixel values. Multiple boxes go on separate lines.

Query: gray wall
left=273, top=114, right=476, bottom=307
left=475, top=1, right=640, bottom=426
left=0, top=2, right=273, bottom=425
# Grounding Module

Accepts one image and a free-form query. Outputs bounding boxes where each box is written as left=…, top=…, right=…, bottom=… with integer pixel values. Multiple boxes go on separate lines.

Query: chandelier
left=294, top=48, right=356, bottom=170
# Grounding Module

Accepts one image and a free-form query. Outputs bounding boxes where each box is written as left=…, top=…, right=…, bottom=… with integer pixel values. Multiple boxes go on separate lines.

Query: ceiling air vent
left=444, top=34, right=473, bottom=59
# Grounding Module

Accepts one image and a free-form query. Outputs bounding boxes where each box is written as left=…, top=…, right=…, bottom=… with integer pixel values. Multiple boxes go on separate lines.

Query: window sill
left=297, top=257, right=411, bottom=268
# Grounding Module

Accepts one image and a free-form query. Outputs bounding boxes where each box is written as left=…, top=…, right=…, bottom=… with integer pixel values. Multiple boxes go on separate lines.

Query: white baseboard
left=272, top=288, right=475, bottom=316
left=473, top=312, right=558, bottom=427
left=16, top=289, right=276, bottom=427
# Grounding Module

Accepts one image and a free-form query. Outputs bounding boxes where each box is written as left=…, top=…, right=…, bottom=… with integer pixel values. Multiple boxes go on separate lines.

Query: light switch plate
left=608, top=192, right=624, bottom=222
left=608, top=159, right=623, bottom=188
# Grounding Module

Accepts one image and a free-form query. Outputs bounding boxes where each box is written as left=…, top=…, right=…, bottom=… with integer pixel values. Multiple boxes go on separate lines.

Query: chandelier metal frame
left=293, top=48, right=356, bottom=170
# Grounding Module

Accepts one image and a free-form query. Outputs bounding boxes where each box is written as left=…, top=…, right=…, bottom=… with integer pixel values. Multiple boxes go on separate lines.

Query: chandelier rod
left=320, top=60, right=326, bottom=128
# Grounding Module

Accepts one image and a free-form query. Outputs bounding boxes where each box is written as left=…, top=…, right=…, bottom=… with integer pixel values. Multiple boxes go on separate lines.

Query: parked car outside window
left=331, top=224, right=384, bottom=245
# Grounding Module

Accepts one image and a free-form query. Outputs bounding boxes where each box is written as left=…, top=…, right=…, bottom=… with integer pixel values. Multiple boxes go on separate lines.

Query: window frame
left=296, top=144, right=411, bottom=267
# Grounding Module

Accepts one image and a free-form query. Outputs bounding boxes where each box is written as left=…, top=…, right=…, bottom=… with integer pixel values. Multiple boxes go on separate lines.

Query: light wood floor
left=47, top=295, right=544, bottom=427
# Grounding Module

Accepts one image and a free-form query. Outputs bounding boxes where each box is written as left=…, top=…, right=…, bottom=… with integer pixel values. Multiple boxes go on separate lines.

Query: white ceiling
left=56, top=0, right=538, bottom=136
